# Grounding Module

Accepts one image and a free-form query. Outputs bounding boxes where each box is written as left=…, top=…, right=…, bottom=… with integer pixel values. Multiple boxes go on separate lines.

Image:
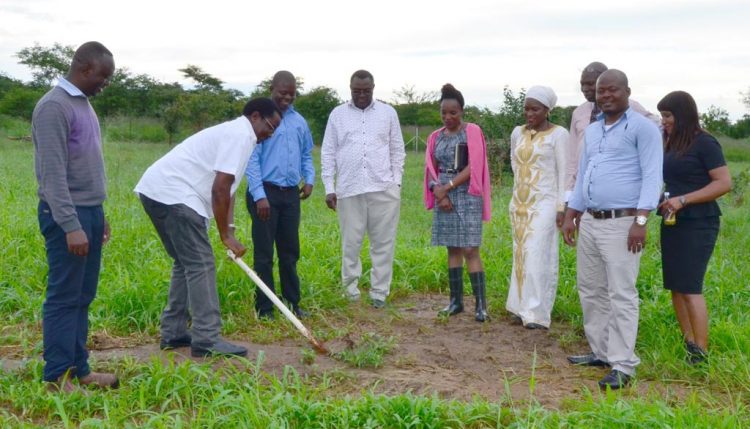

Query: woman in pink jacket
left=424, top=84, right=492, bottom=321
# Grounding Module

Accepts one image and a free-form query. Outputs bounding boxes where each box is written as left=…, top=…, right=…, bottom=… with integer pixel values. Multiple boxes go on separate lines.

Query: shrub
left=0, top=87, right=45, bottom=120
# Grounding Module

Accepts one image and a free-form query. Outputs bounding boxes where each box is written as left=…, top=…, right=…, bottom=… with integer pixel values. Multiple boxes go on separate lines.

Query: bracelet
left=678, top=196, right=687, bottom=207
left=449, top=180, right=455, bottom=189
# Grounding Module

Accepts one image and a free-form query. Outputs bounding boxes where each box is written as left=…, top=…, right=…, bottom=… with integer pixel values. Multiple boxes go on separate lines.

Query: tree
left=390, top=84, right=439, bottom=127
left=0, top=86, right=45, bottom=119
left=550, top=105, right=575, bottom=130
left=294, top=86, right=341, bottom=144
left=0, top=73, right=24, bottom=98
left=700, top=105, right=731, bottom=135
left=178, top=65, right=224, bottom=92
left=391, top=84, right=437, bottom=105
left=15, top=43, right=74, bottom=87
left=742, top=88, right=750, bottom=111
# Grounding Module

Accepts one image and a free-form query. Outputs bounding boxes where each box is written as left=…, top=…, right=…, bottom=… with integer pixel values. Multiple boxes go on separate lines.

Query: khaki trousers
left=577, top=212, right=642, bottom=375
left=337, top=186, right=401, bottom=301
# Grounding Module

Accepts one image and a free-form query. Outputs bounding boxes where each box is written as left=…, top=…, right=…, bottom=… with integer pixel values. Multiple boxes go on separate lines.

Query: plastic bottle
left=664, top=191, right=676, bottom=226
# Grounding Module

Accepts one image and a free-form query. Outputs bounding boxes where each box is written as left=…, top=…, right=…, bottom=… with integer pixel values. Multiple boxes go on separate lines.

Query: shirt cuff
left=59, top=217, right=83, bottom=234
left=249, top=185, right=266, bottom=201
left=564, top=190, right=572, bottom=202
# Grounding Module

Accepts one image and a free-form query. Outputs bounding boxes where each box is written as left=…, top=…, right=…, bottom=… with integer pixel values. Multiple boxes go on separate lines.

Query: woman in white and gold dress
left=506, top=86, right=568, bottom=329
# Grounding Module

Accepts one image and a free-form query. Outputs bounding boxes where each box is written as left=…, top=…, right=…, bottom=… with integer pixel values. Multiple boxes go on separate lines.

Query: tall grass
left=1, top=133, right=749, bottom=427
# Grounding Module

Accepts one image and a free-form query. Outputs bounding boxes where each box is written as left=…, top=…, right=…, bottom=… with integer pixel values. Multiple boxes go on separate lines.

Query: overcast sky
left=1, top=0, right=748, bottom=119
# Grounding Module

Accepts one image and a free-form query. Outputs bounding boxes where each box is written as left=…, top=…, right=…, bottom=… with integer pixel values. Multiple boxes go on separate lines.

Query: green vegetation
left=1, top=127, right=749, bottom=426
left=334, top=333, right=396, bottom=368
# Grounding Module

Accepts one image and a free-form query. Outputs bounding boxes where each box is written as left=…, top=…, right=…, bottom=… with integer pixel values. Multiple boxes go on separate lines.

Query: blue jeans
left=38, top=200, right=104, bottom=382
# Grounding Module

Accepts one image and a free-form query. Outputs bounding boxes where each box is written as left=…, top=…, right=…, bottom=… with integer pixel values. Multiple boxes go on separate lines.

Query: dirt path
left=1, top=294, right=689, bottom=407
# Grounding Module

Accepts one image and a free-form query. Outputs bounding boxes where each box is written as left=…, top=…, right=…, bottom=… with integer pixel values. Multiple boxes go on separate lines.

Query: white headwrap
left=525, top=86, right=557, bottom=109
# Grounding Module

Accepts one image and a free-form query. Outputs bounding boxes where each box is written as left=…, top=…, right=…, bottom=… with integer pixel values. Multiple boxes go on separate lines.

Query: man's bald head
left=67, top=41, right=114, bottom=97
left=580, top=61, right=608, bottom=103
left=270, top=70, right=297, bottom=112
left=596, top=69, right=631, bottom=121
left=70, top=41, right=113, bottom=73
left=583, top=61, right=608, bottom=75
left=597, top=69, right=629, bottom=88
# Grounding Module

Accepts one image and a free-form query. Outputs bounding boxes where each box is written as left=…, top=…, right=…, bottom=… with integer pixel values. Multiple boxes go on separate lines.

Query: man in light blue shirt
left=562, top=69, right=663, bottom=390
left=245, top=71, right=315, bottom=320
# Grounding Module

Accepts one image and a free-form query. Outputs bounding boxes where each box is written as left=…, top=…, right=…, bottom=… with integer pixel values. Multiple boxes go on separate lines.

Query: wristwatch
left=635, top=215, right=648, bottom=226
left=679, top=196, right=687, bottom=207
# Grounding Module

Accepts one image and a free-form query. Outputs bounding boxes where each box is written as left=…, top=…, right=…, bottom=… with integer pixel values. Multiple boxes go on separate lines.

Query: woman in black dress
left=657, top=91, right=732, bottom=364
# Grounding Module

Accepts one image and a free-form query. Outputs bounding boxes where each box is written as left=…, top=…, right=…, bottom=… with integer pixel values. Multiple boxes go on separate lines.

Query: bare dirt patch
left=2, top=294, right=691, bottom=408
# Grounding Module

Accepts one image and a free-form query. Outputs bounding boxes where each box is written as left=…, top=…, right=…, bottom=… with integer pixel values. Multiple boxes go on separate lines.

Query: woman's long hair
left=657, top=90, right=702, bottom=155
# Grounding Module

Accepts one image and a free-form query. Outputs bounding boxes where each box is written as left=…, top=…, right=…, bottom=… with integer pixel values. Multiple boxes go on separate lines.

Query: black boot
left=470, top=271, right=488, bottom=322
left=439, top=267, right=464, bottom=316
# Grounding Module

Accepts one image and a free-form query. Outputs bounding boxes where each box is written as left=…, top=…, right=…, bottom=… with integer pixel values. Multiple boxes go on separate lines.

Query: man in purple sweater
left=32, top=41, right=118, bottom=392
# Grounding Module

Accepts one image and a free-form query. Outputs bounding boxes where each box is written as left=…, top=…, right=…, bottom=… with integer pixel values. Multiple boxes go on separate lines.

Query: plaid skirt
left=431, top=173, right=483, bottom=247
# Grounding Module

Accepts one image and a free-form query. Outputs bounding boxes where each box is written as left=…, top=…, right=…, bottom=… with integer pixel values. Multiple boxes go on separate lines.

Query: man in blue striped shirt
left=245, top=71, right=315, bottom=320
left=562, top=69, right=663, bottom=390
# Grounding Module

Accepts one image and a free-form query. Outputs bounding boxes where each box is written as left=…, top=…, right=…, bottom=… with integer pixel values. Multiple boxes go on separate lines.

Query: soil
left=1, top=294, right=691, bottom=408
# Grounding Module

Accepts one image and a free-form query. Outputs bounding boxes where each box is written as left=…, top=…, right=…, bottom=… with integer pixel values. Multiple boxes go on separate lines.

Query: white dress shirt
left=135, top=116, right=257, bottom=219
left=321, top=100, right=405, bottom=199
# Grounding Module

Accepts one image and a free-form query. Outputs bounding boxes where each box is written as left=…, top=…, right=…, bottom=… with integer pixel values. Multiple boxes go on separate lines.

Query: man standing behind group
left=33, top=41, right=118, bottom=392
left=321, top=70, right=405, bottom=308
left=562, top=70, right=662, bottom=390
left=565, top=62, right=659, bottom=200
left=245, top=71, right=314, bottom=320
left=135, top=98, right=281, bottom=358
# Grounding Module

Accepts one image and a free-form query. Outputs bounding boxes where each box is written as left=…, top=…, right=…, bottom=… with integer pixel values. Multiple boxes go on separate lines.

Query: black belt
left=438, top=167, right=459, bottom=174
left=263, top=182, right=298, bottom=191
left=586, top=208, right=637, bottom=219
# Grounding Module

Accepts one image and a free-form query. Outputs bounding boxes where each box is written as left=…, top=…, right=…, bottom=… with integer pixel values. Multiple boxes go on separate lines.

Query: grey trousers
left=140, top=194, right=222, bottom=346
left=337, top=186, right=401, bottom=301
left=577, top=212, right=642, bottom=375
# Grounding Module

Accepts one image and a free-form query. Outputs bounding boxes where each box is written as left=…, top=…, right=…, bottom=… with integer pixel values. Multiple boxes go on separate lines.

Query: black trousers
left=246, top=184, right=301, bottom=313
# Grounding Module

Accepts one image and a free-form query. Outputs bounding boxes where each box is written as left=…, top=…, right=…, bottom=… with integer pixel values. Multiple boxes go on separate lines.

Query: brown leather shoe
left=46, top=369, right=82, bottom=394
left=78, top=372, right=119, bottom=389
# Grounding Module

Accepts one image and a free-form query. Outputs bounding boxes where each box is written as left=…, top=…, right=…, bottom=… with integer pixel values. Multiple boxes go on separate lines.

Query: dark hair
left=350, top=69, right=374, bottom=83
left=657, top=90, right=702, bottom=154
left=71, top=41, right=113, bottom=70
left=271, top=70, right=296, bottom=87
left=243, top=97, right=282, bottom=118
left=583, top=61, right=608, bottom=75
left=440, top=83, right=464, bottom=109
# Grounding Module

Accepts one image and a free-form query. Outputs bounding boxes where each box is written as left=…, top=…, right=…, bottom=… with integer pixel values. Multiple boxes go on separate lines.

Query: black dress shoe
left=160, top=334, right=192, bottom=350
left=524, top=323, right=547, bottom=330
left=598, top=369, right=631, bottom=390
left=567, top=352, right=610, bottom=367
left=509, top=314, right=523, bottom=325
left=293, top=307, right=310, bottom=319
left=191, top=340, right=248, bottom=358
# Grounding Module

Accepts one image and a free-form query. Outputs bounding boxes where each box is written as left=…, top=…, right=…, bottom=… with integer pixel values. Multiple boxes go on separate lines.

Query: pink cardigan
left=423, top=122, right=492, bottom=221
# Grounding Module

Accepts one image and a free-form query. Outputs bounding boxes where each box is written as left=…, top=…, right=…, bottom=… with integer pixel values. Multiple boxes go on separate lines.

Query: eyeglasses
left=264, top=118, right=276, bottom=132
left=351, top=88, right=373, bottom=96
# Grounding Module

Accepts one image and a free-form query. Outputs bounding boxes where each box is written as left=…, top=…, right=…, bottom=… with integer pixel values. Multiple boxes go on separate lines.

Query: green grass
left=334, top=333, right=396, bottom=368
left=1, top=131, right=750, bottom=427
